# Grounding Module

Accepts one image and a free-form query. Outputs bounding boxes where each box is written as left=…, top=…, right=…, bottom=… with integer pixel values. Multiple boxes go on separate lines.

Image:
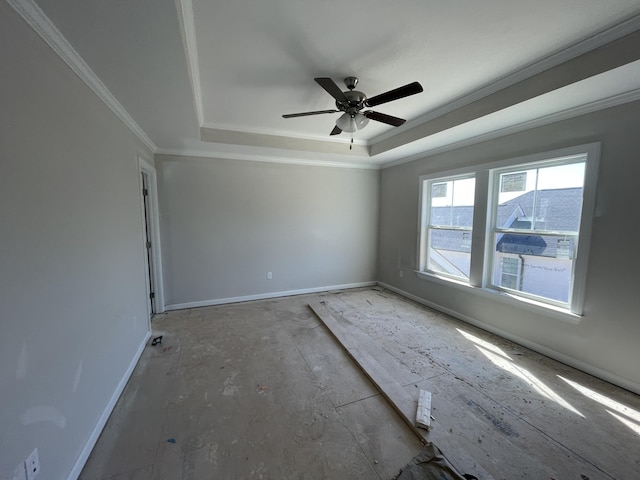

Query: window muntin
left=424, top=176, right=475, bottom=281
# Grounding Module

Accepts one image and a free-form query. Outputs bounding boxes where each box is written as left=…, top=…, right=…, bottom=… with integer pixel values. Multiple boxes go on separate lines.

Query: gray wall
left=378, top=100, right=640, bottom=394
left=156, top=155, right=379, bottom=308
left=1, top=5, right=152, bottom=479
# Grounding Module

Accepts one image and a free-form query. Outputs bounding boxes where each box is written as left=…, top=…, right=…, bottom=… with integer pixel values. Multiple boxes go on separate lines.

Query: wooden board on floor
left=416, top=389, right=432, bottom=430
left=309, top=301, right=427, bottom=442
left=308, top=301, right=495, bottom=480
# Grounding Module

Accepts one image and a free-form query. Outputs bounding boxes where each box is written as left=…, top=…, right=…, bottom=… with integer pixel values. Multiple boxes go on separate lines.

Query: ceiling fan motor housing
left=336, top=90, right=367, bottom=115
left=336, top=76, right=366, bottom=116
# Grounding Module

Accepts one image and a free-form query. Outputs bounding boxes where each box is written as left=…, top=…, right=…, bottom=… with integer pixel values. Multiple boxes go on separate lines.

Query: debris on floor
left=415, top=389, right=432, bottom=431
left=391, top=443, right=478, bottom=480
left=80, top=288, right=640, bottom=479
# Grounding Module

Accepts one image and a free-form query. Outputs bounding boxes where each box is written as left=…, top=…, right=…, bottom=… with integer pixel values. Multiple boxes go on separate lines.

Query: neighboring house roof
left=431, top=205, right=474, bottom=227
left=499, top=188, right=583, bottom=231
left=431, top=188, right=583, bottom=257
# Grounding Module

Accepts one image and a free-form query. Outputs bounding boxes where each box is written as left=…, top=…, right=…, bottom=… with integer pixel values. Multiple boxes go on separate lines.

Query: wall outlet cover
left=25, top=448, right=39, bottom=480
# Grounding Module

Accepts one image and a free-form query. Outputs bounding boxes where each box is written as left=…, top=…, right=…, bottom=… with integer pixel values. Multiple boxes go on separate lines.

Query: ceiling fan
left=283, top=77, right=424, bottom=139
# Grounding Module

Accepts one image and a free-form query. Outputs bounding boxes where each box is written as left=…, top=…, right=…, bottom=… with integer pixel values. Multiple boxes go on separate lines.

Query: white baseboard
left=164, top=281, right=377, bottom=310
left=377, top=281, right=640, bottom=396
left=66, top=331, right=151, bottom=480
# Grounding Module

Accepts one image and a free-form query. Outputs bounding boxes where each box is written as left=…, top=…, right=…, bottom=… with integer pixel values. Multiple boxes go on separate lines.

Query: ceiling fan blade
left=363, top=110, right=406, bottom=127
left=282, top=109, right=339, bottom=118
left=330, top=125, right=342, bottom=136
left=364, top=81, right=423, bottom=107
left=314, top=77, right=348, bottom=103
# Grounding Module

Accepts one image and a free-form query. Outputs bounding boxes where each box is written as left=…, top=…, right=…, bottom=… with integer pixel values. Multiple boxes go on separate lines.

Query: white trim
left=164, top=281, right=377, bottom=310
left=137, top=167, right=153, bottom=324
left=7, top=0, right=157, bottom=153
left=377, top=282, right=640, bottom=396
left=571, top=145, right=600, bottom=314
left=381, top=88, right=640, bottom=169
left=413, top=270, right=581, bottom=324
left=372, top=14, right=640, bottom=145
left=155, top=148, right=380, bottom=170
left=66, top=331, right=151, bottom=480
left=200, top=123, right=368, bottom=146
left=138, top=157, right=166, bottom=314
left=175, top=0, right=204, bottom=126
left=483, top=146, right=599, bottom=315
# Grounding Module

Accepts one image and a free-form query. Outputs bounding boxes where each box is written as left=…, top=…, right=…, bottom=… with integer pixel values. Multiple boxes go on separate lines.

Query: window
left=420, top=175, right=475, bottom=281
left=489, top=160, right=586, bottom=306
left=418, top=144, right=599, bottom=316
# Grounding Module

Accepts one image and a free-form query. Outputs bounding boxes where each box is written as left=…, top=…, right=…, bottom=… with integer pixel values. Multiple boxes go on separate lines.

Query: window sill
left=414, top=270, right=582, bottom=325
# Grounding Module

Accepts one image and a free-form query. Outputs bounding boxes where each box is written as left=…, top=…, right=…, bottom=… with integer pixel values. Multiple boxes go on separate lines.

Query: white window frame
left=487, top=155, right=587, bottom=310
left=418, top=173, right=476, bottom=282
left=417, top=143, right=600, bottom=319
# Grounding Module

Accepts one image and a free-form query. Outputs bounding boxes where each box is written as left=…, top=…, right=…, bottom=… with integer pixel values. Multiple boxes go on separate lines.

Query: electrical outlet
left=267, top=272, right=272, bottom=280
left=399, top=270, right=404, bottom=278
left=25, top=448, right=39, bottom=480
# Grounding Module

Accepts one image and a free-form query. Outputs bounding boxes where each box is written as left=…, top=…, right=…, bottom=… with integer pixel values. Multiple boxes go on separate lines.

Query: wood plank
left=416, top=389, right=432, bottom=430
left=309, top=300, right=495, bottom=480
left=308, top=301, right=428, bottom=443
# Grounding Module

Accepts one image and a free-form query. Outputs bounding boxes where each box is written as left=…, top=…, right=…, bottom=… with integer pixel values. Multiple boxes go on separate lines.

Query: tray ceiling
left=23, top=0, right=640, bottom=166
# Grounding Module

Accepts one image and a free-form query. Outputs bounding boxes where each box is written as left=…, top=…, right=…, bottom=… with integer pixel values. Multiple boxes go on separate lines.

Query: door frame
left=138, top=156, right=165, bottom=316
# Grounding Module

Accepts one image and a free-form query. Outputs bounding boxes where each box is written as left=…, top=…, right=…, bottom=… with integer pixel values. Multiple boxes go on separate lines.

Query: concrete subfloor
left=80, top=287, right=640, bottom=480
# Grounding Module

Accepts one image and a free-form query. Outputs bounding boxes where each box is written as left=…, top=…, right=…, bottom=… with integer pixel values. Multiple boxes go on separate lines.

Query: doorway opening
left=141, top=172, right=156, bottom=314
left=138, top=157, right=164, bottom=320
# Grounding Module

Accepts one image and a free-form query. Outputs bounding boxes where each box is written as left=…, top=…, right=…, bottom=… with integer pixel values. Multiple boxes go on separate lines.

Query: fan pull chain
left=350, top=116, right=354, bottom=150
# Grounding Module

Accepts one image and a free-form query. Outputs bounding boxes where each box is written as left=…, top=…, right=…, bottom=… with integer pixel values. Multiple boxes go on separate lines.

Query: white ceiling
left=27, top=0, right=640, bottom=167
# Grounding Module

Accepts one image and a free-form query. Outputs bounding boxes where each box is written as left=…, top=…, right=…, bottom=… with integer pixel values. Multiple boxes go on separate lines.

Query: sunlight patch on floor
left=457, top=328, right=583, bottom=417
left=559, top=375, right=640, bottom=435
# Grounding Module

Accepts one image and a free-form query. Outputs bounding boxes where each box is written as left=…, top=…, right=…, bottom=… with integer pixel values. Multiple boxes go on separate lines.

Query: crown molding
left=199, top=121, right=368, bottom=146
left=154, top=148, right=380, bottom=170
left=200, top=126, right=369, bottom=157
left=372, top=13, right=640, bottom=145
left=175, top=0, right=204, bottom=126
left=7, top=0, right=157, bottom=153
left=380, top=88, right=640, bottom=169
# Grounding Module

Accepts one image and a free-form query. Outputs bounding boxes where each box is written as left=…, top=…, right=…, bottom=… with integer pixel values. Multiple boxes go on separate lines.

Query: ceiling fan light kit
left=336, top=112, right=369, bottom=133
left=282, top=76, right=424, bottom=145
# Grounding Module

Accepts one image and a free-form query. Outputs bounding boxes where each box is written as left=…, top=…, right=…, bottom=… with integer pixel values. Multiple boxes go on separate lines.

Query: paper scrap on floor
left=392, top=443, right=478, bottom=480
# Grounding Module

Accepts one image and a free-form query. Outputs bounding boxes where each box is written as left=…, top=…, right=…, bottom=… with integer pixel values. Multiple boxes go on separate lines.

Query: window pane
left=493, top=233, right=575, bottom=303
left=428, top=229, right=472, bottom=280
left=430, top=177, right=475, bottom=227
left=497, top=163, right=585, bottom=232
